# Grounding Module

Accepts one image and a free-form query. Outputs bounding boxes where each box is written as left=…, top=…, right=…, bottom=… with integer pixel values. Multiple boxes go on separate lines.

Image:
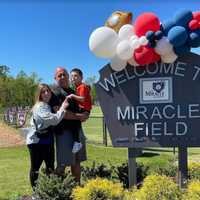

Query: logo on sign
left=139, top=77, right=173, bottom=104
left=152, top=81, right=165, bottom=93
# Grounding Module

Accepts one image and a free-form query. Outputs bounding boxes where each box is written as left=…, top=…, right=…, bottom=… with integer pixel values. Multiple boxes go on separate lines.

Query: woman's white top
left=26, top=102, right=66, bottom=145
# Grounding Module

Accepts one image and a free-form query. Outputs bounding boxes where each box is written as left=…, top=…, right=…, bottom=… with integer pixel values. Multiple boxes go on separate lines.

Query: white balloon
left=130, top=35, right=138, bottom=41
left=130, top=39, right=140, bottom=50
left=128, top=57, right=139, bottom=67
left=139, top=36, right=148, bottom=46
left=110, top=56, right=127, bottom=71
left=161, top=50, right=177, bottom=63
left=155, top=37, right=173, bottom=56
left=89, top=26, right=119, bottom=58
left=116, top=40, right=133, bottom=60
left=118, top=24, right=134, bottom=40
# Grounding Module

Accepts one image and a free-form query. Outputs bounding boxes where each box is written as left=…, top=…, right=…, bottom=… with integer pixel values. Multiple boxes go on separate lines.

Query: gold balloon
left=105, top=11, right=132, bottom=33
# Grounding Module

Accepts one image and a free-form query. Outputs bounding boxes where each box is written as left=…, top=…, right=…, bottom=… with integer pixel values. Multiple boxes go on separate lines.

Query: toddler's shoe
left=72, top=142, right=82, bottom=153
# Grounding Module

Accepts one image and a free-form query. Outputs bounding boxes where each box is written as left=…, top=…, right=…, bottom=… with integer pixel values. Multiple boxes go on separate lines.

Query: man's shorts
left=55, top=128, right=87, bottom=167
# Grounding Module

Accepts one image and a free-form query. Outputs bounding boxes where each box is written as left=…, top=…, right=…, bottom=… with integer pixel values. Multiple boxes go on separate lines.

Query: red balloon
left=134, top=46, right=154, bottom=65
left=134, top=46, right=143, bottom=53
left=193, top=12, right=200, bottom=21
left=151, top=51, right=161, bottom=63
left=189, top=19, right=199, bottom=30
left=134, top=46, right=160, bottom=66
left=134, top=12, right=160, bottom=37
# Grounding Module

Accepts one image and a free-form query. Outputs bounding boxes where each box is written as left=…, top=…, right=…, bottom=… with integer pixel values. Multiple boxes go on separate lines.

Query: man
left=50, top=67, right=89, bottom=182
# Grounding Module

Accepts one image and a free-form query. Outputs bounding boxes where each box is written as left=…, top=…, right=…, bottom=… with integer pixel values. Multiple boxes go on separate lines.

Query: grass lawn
left=83, top=105, right=112, bottom=145
left=0, top=143, right=200, bottom=199
left=0, top=143, right=176, bottom=199
left=90, top=105, right=103, bottom=116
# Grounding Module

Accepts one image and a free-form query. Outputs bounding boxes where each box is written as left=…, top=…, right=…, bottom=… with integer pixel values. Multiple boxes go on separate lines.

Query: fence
left=0, top=110, right=179, bottom=155
left=0, top=108, right=111, bottom=146
left=82, top=116, right=111, bottom=146
left=2, top=106, right=30, bottom=128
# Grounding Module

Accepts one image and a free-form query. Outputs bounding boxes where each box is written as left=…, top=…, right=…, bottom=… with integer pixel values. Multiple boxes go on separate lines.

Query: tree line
left=0, top=65, right=40, bottom=111
left=0, top=65, right=97, bottom=111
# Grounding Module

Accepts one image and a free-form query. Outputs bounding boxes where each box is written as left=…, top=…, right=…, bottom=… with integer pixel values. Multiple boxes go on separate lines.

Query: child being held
left=68, top=68, right=92, bottom=153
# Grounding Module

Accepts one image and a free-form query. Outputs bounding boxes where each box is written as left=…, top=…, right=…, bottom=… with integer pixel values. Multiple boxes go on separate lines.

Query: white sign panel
left=139, top=77, right=173, bottom=104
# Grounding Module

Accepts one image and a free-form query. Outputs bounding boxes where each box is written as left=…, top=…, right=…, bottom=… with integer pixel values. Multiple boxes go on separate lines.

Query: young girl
left=26, top=83, right=68, bottom=188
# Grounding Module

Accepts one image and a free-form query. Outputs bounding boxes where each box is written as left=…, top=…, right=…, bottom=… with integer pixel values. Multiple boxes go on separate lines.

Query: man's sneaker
left=72, top=142, right=82, bottom=153
left=32, top=194, right=40, bottom=200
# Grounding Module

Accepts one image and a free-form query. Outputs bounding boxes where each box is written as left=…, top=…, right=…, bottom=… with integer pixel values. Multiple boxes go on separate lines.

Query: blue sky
left=0, top=0, right=199, bottom=83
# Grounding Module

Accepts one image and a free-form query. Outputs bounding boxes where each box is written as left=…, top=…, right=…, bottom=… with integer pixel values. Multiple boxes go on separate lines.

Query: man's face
left=70, top=71, right=82, bottom=87
left=55, top=69, right=69, bottom=88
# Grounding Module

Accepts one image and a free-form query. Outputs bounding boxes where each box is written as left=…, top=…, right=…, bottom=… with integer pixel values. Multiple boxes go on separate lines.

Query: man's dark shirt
left=49, top=84, right=81, bottom=132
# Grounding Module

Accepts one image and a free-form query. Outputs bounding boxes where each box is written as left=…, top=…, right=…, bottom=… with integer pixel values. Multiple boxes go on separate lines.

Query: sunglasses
left=57, top=73, right=67, bottom=78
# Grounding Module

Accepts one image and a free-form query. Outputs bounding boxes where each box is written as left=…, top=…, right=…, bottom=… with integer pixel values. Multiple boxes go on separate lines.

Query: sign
left=95, top=52, right=200, bottom=147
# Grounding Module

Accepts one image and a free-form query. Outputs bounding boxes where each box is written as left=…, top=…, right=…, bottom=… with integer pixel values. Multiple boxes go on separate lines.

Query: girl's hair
left=34, top=83, right=51, bottom=104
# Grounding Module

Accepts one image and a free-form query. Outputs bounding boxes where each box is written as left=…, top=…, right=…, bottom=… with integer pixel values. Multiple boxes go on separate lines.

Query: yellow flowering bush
left=71, top=178, right=124, bottom=200
left=123, top=188, right=137, bottom=200
left=134, top=174, right=182, bottom=200
left=188, top=162, right=200, bottom=179
left=182, top=180, right=200, bottom=200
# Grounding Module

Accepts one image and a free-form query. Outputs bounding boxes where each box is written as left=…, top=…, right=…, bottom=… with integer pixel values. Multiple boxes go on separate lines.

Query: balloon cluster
left=89, top=10, right=200, bottom=71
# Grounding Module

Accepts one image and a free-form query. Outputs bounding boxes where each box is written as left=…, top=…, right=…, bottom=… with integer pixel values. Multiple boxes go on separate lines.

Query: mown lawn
left=83, top=105, right=111, bottom=145
left=1, top=143, right=200, bottom=199
left=0, top=143, right=177, bottom=199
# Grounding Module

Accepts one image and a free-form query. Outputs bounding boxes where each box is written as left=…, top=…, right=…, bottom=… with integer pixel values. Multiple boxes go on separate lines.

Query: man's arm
left=64, top=110, right=89, bottom=122
left=53, top=104, right=89, bottom=122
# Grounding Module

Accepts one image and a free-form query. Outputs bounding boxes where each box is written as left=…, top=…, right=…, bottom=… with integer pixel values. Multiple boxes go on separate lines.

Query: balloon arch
left=89, top=10, right=200, bottom=71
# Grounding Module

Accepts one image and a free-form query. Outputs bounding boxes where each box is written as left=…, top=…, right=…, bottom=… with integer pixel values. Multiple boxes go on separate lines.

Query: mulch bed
left=0, top=123, right=25, bottom=148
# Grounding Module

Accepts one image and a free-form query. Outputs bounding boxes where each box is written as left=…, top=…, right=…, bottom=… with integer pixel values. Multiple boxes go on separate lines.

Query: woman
left=26, top=83, right=68, bottom=188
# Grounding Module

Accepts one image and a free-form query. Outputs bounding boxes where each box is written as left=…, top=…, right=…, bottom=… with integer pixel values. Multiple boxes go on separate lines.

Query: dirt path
left=0, top=122, right=25, bottom=147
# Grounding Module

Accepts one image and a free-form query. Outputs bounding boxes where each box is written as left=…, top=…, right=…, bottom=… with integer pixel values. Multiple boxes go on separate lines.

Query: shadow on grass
left=143, top=148, right=176, bottom=153
left=138, top=152, right=160, bottom=158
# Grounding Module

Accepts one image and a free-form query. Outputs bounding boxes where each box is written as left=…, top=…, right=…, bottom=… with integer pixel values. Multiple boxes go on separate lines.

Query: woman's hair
left=34, top=83, right=51, bottom=104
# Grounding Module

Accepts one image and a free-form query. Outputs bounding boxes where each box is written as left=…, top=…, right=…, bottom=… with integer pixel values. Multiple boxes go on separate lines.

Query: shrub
left=115, top=162, right=148, bottom=188
left=82, top=162, right=114, bottom=181
left=123, top=188, right=137, bottom=200
left=71, top=177, right=124, bottom=200
left=34, top=169, right=77, bottom=200
left=182, top=180, right=200, bottom=200
left=134, top=174, right=182, bottom=200
left=147, top=162, right=177, bottom=177
left=188, top=162, right=200, bottom=180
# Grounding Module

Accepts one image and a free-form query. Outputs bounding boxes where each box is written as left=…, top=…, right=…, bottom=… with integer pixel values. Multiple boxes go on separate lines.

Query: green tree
left=0, top=68, right=40, bottom=109
left=85, top=75, right=97, bottom=104
left=0, top=65, right=10, bottom=78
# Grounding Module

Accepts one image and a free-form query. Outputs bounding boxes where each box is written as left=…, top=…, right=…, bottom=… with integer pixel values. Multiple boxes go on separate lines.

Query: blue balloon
left=188, top=31, right=200, bottom=48
left=173, top=10, right=193, bottom=27
left=145, top=31, right=155, bottom=41
left=154, top=31, right=163, bottom=40
left=168, top=26, right=188, bottom=47
left=174, top=45, right=191, bottom=55
left=147, top=40, right=156, bottom=48
left=161, top=20, right=176, bottom=36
